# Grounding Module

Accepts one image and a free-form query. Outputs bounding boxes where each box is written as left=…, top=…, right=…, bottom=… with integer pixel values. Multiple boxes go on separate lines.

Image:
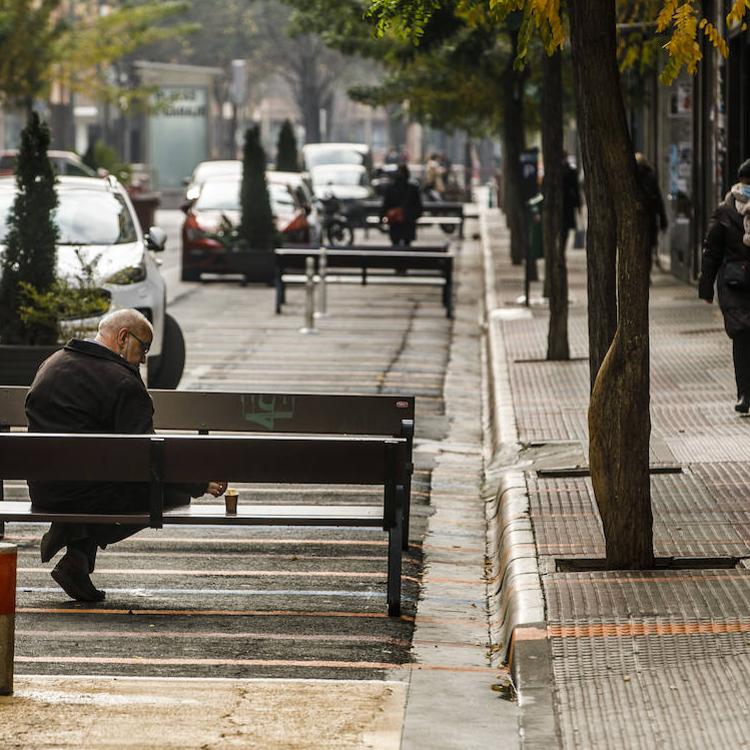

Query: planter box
left=0, top=344, right=61, bottom=386
left=229, top=249, right=276, bottom=284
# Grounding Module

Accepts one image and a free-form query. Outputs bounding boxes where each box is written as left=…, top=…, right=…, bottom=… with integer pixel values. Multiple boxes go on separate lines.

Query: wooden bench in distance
left=0, top=386, right=416, bottom=551
left=0, top=431, right=409, bottom=616
left=274, top=248, right=454, bottom=318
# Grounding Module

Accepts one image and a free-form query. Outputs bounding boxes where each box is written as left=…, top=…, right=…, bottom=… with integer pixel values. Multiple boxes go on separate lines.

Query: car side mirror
left=145, top=226, right=167, bottom=252
left=180, top=199, right=194, bottom=214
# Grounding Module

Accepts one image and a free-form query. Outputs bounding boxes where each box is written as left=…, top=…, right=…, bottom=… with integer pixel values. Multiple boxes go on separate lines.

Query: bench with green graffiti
left=0, top=387, right=416, bottom=551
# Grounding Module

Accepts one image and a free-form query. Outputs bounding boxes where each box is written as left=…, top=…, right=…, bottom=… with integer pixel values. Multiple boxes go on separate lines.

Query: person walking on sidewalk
left=635, top=152, right=668, bottom=272
left=699, top=159, right=750, bottom=413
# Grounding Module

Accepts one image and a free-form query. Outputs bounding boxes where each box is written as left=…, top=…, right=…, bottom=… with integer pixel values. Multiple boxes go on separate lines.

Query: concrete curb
left=479, top=205, right=560, bottom=748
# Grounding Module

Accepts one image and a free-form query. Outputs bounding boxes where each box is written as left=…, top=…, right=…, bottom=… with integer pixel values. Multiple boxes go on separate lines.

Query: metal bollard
left=0, top=543, right=16, bottom=695
left=299, top=256, right=317, bottom=335
left=315, top=249, right=328, bottom=318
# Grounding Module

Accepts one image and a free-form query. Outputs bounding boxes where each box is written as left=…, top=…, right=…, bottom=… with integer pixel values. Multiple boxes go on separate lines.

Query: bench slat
left=0, top=433, right=406, bottom=484
left=0, top=501, right=384, bottom=527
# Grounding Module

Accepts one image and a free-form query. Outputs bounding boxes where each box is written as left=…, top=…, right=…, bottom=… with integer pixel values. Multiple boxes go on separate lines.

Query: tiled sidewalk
left=485, top=207, right=750, bottom=748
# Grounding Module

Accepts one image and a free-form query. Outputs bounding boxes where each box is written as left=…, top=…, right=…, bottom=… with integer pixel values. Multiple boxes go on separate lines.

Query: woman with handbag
left=381, top=164, right=423, bottom=246
left=698, top=159, right=750, bottom=412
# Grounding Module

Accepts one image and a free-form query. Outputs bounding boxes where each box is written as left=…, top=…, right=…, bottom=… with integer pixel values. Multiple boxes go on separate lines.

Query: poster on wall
left=669, top=83, right=692, bottom=117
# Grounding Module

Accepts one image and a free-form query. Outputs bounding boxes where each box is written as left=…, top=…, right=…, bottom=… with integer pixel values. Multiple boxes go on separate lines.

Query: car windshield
left=196, top=179, right=295, bottom=213
left=192, top=162, right=240, bottom=185
left=305, top=149, right=365, bottom=169
left=312, top=168, right=365, bottom=188
left=0, top=188, right=138, bottom=245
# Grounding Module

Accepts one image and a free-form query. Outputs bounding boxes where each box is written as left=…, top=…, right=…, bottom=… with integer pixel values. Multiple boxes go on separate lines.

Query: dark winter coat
left=699, top=194, right=750, bottom=338
left=561, top=163, right=581, bottom=232
left=636, top=162, right=668, bottom=248
left=25, top=339, right=203, bottom=512
left=381, top=177, right=423, bottom=245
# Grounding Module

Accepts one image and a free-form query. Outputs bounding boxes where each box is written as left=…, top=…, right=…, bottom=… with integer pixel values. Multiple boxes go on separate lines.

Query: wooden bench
left=359, top=200, right=466, bottom=237
left=0, top=431, right=409, bottom=616
left=0, top=386, right=416, bottom=552
left=274, top=248, right=454, bottom=318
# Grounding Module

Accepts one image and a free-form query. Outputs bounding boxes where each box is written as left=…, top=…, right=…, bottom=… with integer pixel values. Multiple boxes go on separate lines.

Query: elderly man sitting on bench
left=24, top=308, right=227, bottom=603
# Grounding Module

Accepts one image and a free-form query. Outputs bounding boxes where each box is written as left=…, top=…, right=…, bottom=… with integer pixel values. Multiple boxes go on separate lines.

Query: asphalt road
left=8, top=220, right=455, bottom=682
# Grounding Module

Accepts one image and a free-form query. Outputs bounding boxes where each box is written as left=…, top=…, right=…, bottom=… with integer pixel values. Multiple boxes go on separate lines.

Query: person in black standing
left=381, top=164, right=423, bottom=247
left=635, top=153, right=668, bottom=271
left=698, top=159, right=750, bottom=412
left=561, top=152, right=581, bottom=251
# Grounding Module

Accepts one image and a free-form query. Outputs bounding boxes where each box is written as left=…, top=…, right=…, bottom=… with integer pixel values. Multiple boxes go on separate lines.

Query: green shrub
left=276, top=119, right=299, bottom=172
left=238, top=125, right=276, bottom=251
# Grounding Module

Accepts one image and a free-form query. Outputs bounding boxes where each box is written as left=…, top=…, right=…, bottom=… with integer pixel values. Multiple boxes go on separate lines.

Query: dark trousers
left=44, top=486, right=191, bottom=571
left=733, top=332, right=750, bottom=398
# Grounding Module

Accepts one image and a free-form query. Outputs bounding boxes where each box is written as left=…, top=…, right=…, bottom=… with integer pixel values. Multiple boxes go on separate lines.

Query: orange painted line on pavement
left=18, top=607, right=416, bottom=622
left=19, top=568, right=388, bottom=579
left=548, top=620, right=750, bottom=639
left=15, top=628, right=411, bottom=647
left=15, top=655, right=499, bottom=674
left=549, top=572, right=744, bottom=586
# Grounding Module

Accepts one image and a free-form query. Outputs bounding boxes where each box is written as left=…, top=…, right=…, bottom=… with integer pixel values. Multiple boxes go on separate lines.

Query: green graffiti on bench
left=241, top=394, right=297, bottom=430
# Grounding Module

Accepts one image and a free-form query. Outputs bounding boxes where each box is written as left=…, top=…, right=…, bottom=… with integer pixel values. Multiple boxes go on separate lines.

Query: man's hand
left=206, top=481, right=227, bottom=497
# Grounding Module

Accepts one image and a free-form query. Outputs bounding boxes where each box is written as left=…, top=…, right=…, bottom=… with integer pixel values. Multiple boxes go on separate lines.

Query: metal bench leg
left=402, top=476, right=411, bottom=552
left=445, top=272, right=454, bottom=319
left=387, top=503, right=403, bottom=617
left=0, top=424, right=7, bottom=539
left=275, top=269, right=283, bottom=314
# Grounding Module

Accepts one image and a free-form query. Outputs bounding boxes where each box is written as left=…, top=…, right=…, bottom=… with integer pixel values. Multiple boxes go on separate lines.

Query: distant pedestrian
left=423, top=153, right=445, bottom=200
left=698, top=158, right=750, bottom=412
left=635, top=153, right=668, bottom=271
left=381, top=164, right=423, bottom=247
left=561, top=152, right=581, bottom=251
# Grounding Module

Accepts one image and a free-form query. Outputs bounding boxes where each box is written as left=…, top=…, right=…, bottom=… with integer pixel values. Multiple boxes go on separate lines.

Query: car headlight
left=105, top=263, right=147, bottom=285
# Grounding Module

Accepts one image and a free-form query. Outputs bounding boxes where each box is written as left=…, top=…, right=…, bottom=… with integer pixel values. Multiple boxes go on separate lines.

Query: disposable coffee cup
left=224, top=489, right=238, bottom=515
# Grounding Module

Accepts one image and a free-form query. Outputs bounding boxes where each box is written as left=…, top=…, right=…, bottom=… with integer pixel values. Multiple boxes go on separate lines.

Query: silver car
left=0, top=175, right=185, bottom=388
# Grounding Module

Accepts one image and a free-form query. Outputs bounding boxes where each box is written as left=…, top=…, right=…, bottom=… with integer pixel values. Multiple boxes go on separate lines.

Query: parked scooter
left=317, top=193, right=354, bottom=247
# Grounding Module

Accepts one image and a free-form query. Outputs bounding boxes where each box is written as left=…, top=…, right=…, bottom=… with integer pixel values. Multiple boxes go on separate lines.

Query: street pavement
left=1, top=219, right=518, bottom=747
left=484, top=206, right=750, bottom=748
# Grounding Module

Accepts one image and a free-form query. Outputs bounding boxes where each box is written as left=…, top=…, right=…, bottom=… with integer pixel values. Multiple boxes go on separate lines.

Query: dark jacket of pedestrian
left=561, top=161, right=581, bottom=232
left=25, top=338, right=202, bottom=512
left=699, top=187, right=750, bottom=338
left=381, top=165, right=423, bottom=246
left=635, top=158, right=668, bottom=249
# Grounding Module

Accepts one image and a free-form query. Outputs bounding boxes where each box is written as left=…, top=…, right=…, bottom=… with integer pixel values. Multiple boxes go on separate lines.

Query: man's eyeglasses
left=127, top=330, right=151, bottom=355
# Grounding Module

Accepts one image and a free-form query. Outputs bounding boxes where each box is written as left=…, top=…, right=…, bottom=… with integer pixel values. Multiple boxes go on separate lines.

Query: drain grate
left=555, top=556, right=741, bottom=573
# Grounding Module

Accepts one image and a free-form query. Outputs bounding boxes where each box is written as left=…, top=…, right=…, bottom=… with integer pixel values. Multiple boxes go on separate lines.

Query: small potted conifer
left=275, top=119, right=299, bottom=172
left=0, top=112, right=109, bottom=385
left=231, top=125, right=279, bottom=283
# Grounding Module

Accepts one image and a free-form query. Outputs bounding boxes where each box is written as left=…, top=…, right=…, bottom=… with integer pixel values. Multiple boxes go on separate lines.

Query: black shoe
left=736, top=395, right=750, bottom=413
left=51, top=553, right=105, bottom=602
left=40, top=523, right=70, bottom=564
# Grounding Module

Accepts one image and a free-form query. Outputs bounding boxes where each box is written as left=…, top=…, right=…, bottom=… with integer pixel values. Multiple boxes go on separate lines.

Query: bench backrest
left=0, top=386, right=415, bottom=437
left=0, top=432, right=408, bottom=528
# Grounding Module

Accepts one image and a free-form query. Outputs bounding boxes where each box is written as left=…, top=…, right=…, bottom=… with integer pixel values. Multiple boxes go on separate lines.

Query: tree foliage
left=0, top=0, right=193, bottom=106
left=0, top=111, right=59, bottom=345
left=238, top=126, right=276, bottom=252
left=276, top=119, right=300, bottom=172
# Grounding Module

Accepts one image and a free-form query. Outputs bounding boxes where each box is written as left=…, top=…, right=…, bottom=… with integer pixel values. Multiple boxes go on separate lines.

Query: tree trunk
left=569, top=0, right=654, bottom=569
left=501, top=31, right=527, bottom=266
left=569, top=18, right=618, bottom=389
left=541, top=49, right=569, bottom=360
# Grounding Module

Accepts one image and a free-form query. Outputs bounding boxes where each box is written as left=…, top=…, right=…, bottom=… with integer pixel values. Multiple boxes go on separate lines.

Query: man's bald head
left=96, top=309, right=154, bottom=366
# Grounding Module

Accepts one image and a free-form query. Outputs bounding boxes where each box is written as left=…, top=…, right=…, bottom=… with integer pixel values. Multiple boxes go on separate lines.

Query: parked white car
left=0, top=175, right=185, bottom=388
left=183, top=160, right=241, bottom=202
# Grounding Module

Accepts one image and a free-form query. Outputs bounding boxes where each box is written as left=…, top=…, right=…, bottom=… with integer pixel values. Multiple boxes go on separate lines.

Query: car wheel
left=181, top=266, right=202, bottom=282
left=147, top=313, right=185, bottom=389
